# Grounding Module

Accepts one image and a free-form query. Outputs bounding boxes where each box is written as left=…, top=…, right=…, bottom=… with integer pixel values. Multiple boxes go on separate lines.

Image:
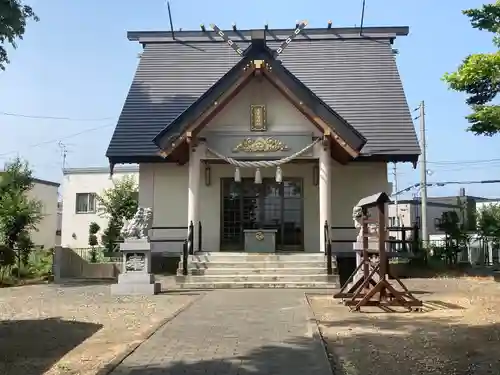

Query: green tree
left=0, top=1, right=39, bottom=70
left=97, top=176, right=138, bottom=252
left=0, top=158, right=42, bottom=277
left=436, top=211, right=470, bottom=264
left=88, top=222, right=100, bottom=263
left=476, top=203, right=500, bottom=249
left=16, top=230, right=34, bottom=265
left=0, top=244, right=15, bottom=283
left=443, top=1, right=500, bottom=136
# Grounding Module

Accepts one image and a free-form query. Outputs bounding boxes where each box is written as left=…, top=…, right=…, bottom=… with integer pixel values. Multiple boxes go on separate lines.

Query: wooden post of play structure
left=362, top=207, right=369, bottom=287
left=377, top=201, right=387, bottom=301
left=333, top=192, right=423, bottom=312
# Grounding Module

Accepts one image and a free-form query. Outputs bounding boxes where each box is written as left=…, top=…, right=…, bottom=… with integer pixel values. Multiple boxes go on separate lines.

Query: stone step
left=177, top=274, right=335, bottom=283
left=179, top=261, right=334, bottom=269
left=191, top=252, right=330, bottom=262
left=186, top=267, right=329, bottom=276
left=171, top=280, right=339, bottom=289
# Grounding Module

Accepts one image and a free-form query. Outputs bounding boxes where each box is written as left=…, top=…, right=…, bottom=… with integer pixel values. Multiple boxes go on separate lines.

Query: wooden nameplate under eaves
left=333, top=192, right=423, bottom=312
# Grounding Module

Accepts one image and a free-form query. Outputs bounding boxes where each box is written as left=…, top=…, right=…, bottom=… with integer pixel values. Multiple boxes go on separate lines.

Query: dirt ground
left=307, top=277, right=500, bottom=375
left=0, top=281, right=199, bottom=375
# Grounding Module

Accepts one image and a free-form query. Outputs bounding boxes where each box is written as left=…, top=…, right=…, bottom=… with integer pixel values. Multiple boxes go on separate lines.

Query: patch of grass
left=0, top=249, right=53, bottom=287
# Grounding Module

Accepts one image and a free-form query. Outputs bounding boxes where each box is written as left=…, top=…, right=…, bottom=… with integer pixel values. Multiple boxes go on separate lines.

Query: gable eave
left=152, top=43, right=278, bottom=154
left=266, top=59, right=366, bottom=152
left=152, top=57, right=250, bottom=150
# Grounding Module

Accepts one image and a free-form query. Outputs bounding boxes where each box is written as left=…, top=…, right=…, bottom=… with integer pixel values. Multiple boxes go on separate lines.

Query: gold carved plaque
left=233, top=137, right=289, bottom=153
left=250, top=104, right=267, bottom=131
left=255, top=231, right=265, bottom=241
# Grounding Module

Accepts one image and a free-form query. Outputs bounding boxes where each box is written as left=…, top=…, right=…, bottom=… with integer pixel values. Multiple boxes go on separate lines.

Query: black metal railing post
left=188, top=221, right=194, bottom=255
left=401, top=227, right=407, bottom=253
left=324, top=221, right=333, bottom=275
left=182, top=240, right=188, bottom=276
left=198, top=221, right=202, bottom=252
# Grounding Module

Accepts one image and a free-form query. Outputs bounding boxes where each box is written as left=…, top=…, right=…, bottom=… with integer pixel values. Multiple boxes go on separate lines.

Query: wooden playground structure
left=333, top=192, right=423, bottom=312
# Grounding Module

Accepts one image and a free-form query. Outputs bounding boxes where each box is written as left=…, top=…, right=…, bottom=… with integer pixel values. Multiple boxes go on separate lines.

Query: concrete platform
left=111, top=281, right=161, bottom=295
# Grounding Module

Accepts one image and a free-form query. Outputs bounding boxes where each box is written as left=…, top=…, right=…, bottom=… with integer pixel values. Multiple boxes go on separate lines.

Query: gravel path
left=307, top=278, right=500, bottom=375
left=0, top=281, right=198, bottom=375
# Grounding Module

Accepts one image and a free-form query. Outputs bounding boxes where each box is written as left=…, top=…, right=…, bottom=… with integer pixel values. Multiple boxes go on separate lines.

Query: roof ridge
left=128, top=26, right=409, bottom=43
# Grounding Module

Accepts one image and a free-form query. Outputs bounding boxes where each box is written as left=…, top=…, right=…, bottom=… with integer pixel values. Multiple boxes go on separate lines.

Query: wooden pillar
left=318, top=141, right=331, bottom=252
left=188, top=145, right=201, bottom=251
left=362, top=208, right=369, bottom=281
left=378, top=202, right=387, bottom=279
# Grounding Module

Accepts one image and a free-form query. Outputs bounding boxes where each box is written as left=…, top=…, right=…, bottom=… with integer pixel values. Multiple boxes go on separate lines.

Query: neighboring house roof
left=106, top=26, right=420, bottom=165
left=32, top=178, right=60, bottom=188
left=0, top=171, right=60, bottom=187
left=62, top=166, right=139, bottom=175
left=392, top=200, right=461, bottom=209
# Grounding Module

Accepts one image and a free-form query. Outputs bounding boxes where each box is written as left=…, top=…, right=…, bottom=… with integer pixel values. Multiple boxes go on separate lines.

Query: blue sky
left=0, top=0, right=499, bottom=199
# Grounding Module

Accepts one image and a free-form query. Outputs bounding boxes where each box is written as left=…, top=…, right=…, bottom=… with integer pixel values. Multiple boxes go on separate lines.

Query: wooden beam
left=262, top=69, right=359, bottom=158
left=187, top=64, right=256, bottom=135
left=158, top=63, right=257, bottom=158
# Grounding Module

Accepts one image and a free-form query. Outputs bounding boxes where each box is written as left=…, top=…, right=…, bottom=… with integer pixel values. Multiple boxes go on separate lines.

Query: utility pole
left=419, top=101, right=429, bottom=248
left=392, top=163, right=399, bottom=225
left=58, top=141, right=68, bottom=171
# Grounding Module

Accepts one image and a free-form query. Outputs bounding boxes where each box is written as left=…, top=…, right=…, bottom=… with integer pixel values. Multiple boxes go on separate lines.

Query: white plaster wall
left=329, top=162, right=390, bottom=252
left=200, top=78, right=321, bottom=135
left=142, top=161, right=390, bottom=254
left=26, top=182, right=59, bottom=249
left=61, top=170, right=138, bottom=248
left=139, top=163, right=188, bottom=254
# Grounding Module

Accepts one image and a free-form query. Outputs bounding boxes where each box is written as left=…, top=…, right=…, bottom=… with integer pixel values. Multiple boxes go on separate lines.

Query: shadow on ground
left=108, top=337, right=330, bottom=375
left=317, top=313, right=500, bottom=374
left=107, top=320, right=500, bottom=374
left=0, top=318, right=102, bottom=375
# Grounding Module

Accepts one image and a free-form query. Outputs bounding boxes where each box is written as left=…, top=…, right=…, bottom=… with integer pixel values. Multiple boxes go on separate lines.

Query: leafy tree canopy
left=0, top=1, right=39, bottom=70
left=476, top=203, right=500, bottom=242
left=97, top=176, right=138, bottom=221
left=0, top=157, right=42, bottom=258
left=443, top=1, right=500, bottom=136
left=97, top=176, right=138, bottom=252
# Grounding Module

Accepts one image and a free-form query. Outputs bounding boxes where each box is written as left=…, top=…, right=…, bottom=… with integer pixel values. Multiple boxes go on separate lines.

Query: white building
left=475, top=199, right=500, bottom=213
left=28, top=178, right=60, bottom=249
left=60, top=166, right=139, bottom=249
left=387, top=200, right=463, bottom=236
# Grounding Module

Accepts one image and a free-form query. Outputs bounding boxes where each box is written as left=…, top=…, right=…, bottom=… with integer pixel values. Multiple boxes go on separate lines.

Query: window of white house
left=76, top=193, right=96, bottom=213
left=389, top=217, right=397, bottom=227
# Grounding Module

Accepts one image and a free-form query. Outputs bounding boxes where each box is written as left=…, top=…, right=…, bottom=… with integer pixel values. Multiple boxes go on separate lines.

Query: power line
left=395, top=162, right=500, bottom=176
left=393, top=179, right=500, bottom=197
left=0, top=111, right=116, bottom=122
left=426, top=158, right=500, bottom=165
left=0, top=123, right=115, bottom=158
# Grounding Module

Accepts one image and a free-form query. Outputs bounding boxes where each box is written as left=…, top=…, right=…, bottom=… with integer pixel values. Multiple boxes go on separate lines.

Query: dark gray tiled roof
left=106, top=27, right=420, bottom=163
